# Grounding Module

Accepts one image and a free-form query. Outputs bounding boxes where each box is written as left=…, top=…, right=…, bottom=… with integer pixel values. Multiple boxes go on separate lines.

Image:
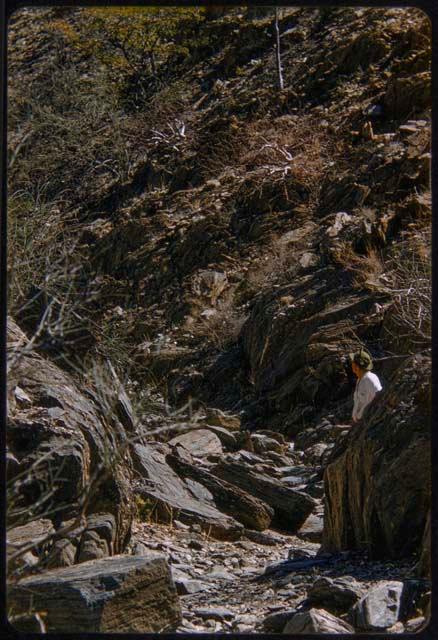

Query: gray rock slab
left=133, top=443, right=243, bottom=540
left=350, top=580, right=404, bottom=631
left=212, top=460, right=316, bottom=532
left=9, top=553, right=182, bottom=632
left=167, top=453, right=273, bottom=531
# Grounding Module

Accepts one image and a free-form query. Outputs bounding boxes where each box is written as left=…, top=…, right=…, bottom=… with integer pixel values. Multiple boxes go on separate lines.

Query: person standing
left=350, top=349, right=382, bottom=423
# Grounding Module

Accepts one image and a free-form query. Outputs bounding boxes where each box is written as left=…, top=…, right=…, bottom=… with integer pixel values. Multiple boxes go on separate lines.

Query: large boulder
left=323, top=355, right=431, bottom=558
left=166, top=452, right=274, bottom=530
left=132, top=443, right=243, bottom=540
left=8, top=554, right=182, bottom=632
left=212, top=459, right=316, bottom=532
left=7, top=319, right=135, bottom=558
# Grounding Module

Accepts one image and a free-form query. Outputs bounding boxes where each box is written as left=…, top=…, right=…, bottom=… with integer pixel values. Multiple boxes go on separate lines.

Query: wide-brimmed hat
left=349, top=348, right=373, bottom=371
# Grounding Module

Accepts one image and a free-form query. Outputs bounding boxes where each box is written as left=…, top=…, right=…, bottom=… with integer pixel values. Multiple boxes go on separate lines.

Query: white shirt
left=352, top=371, right=382, bottom=421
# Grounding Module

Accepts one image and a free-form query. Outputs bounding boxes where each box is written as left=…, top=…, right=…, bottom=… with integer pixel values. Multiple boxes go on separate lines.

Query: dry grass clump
left=329, top=240, right=385, bottom=290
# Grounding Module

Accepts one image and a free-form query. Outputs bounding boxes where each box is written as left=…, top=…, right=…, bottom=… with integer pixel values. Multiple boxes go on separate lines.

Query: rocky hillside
left=7, top=6, right=431, bottom=634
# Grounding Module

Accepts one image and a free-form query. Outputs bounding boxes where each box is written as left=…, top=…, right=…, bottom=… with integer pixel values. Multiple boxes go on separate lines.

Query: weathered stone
left=7, top=518, right=55, bottom=575
left=262, top=609, right=297, bottom=632
left=132, top=443, right=243, bottom=540
left=46, top=538, right=77, bottom=568
left=283, top=608, right=355, bottom=634
left=166, top=452, right=273, bottom=531
left=240, top=270, right=389, bottom=435
left=212, top=460, right=316, bottom=532
left=302, top=442, right=328, bottom=465
left=169, top=429, right=223, bottom=457
left=9, top=554, right=182, bottom=632
left=193, top=607, right=234, bottom=621
left=7, top=320, right=134, bottom=554
left=193, top=269, right=228, bottom=304
left=7, top=518, right=55, bottom=557
left=171, top=565, right=209, bottom=595
left=350, top=581, right=404, bottom=631
left=175, top=577, right=208, bottom=595
left=399, top=579, right=431, bottom=622
left=75, top=513, right=117, bottom=563
left=202, top=425, right=237, bottom=450
left=205, top=568, right=236, bottom=581
left=307, top=576, right=364, bottom=612
left=305, top=480, right=325, bottom=498
left=255, top=430, right=286, bottom=444
left=323, top=356, right=431, bottom=559
left=297, top=511, right=324, bottom=543
left=77, top=529, right=109, bottom=563
left=185, top=478, right=214, bottom=502
left=243, top=529, right=285, bottom=546
left=251, top=433, right=285, bottom=455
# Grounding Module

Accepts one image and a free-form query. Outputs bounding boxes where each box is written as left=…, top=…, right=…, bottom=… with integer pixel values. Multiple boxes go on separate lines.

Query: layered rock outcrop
left=7, top=319, right=135, bottom=566
left=323, top=354, right=431, bottom=558
left=9, top=554, right=182, bottom=632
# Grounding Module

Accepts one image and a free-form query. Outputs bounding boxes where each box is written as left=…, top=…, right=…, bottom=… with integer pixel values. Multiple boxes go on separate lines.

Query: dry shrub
left=7, top=189, right=96, bottom=361
left=236, top=115, right=344, bottom=207
left=196, top=113, right=344, bottom=204
left=382, top=231, right=431, bottom=352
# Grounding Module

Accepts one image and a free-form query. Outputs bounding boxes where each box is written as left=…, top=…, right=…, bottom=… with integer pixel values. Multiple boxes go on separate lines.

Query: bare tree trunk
left=274, top=7, right=284, bottom=91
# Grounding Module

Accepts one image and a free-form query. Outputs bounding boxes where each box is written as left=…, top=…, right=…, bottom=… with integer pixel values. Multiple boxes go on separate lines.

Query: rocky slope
left=7, top=5, right=431, bottom=634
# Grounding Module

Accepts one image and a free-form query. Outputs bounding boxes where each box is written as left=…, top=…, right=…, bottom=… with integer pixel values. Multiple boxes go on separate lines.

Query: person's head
left=349, top=349, right=373, bottom=378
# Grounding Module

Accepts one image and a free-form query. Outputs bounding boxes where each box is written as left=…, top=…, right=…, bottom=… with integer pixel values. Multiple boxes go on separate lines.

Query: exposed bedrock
left=323, top=354, right=430, bottom=559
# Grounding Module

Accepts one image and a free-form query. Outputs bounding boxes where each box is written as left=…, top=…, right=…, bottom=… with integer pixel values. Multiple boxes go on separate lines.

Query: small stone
left=193, top=607, right=234, bottom=621
left=14, top=386, right=32, bottom=405
left=283, top=608, right=355, bottom=634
